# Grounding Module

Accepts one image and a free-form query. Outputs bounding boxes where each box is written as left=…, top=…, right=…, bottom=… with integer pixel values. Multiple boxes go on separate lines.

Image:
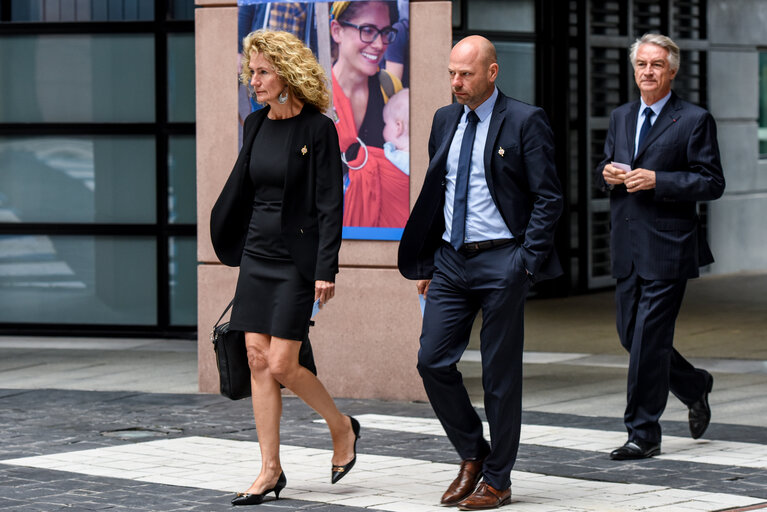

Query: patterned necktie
left=637, top=106, right=655, bottom=152
left=450, top=110, right=480, bottom=250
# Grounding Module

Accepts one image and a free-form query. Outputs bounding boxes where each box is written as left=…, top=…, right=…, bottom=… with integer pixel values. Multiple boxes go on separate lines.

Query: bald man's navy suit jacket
left=398, top=90, right=563, bottom=282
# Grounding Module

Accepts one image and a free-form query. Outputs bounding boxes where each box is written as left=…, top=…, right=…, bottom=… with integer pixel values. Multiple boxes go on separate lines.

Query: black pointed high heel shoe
left=331, top=415, right=360, bottom=484
left=231, top=471, right=286, bottom=506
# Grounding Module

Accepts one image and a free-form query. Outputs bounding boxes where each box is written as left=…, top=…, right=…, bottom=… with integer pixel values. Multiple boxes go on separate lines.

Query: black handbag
left=211, top=301, right=251, bottom=400
left=210, top=300, right=319, bottom=400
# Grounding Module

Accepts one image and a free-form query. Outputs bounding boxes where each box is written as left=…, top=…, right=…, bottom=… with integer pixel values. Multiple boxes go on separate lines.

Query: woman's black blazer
left=210, top=104, right=343, bottom=283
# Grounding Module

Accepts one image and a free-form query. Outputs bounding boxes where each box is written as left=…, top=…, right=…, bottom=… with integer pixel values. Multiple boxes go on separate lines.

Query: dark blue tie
left=451, top=110, right=479, bottom=250
left=637, top=106, right=654, bottom=152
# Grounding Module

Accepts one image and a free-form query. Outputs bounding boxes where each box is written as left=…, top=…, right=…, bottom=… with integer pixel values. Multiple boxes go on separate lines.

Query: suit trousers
left=615, top=266, right=710, bottom=444
left=417, top=242, right=530, bottom=490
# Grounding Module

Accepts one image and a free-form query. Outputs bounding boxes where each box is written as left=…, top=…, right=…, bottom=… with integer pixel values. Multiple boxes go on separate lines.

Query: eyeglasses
left=339, top=21, right=397, bottom=45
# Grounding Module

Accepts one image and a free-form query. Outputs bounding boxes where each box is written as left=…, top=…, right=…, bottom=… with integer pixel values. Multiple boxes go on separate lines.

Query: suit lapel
left=634, top=93, right=683, bottom=162
left=626, top=101, right=639, bottom=161
left=430, top=105, right=463, bottom=173
left=483, top=92, right=507, bottom=193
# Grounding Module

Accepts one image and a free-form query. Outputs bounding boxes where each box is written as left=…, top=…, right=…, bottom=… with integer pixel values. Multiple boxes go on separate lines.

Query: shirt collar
left=464, top=87, right=498, bottom=123
left=640, top=91, right=672, bottom=117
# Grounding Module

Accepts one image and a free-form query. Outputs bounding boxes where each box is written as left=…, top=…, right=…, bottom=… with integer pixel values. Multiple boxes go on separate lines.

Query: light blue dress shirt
left=634, top=91, right=671, bottom=156
left=442, top=87, right=513, bottom=245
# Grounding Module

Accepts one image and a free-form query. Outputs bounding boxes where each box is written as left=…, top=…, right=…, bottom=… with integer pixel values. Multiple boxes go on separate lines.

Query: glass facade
left=0, top=0, right=196, bottom=335
left=9, top=0, right=155, bottom=22
left=0, top=136, right=156, bottom=223
left=466, top=0, right=535, bottom=33
left=0, top=35, right=156, bottom=123
left=451, top=0, right=538, bottom=104
left=760, top=52, right=767, bottom=157
left=494, top=41, right=535, bottom=105
left=0, top=235, right=157, bottom=325
left=167, top=33, right=196, bottom=123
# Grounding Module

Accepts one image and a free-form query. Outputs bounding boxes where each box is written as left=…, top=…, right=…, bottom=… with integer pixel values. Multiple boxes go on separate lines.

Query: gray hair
left=629, top=33, right=680, bottom=72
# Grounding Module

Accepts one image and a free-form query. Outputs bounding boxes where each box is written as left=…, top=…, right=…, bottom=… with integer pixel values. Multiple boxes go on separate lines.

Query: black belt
left=458, top=238, right=515, bottom=255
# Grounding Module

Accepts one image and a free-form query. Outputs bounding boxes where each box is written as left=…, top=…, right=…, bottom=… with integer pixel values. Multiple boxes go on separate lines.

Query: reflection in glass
left=167, top=0, right=195, bottom=20
left=168, top=33, right=196, bottom=123
left=0, top=235, right=157, bottom=325
left=169, top=236, right=197, bottom=326
left=467, top=0, right=534, bottom=32
left=0, top=35, right=155, bottom=123
left=495, top=41, right=535, bottom=105
left=9, top=0, right=155, bottom=22
left=168, top=136, right=196, bottom=224
left=452, top=0, right=461, bottom=28
left=759, top=53, right=767, bottom=156
left=0, top=136, right=156, bottom=224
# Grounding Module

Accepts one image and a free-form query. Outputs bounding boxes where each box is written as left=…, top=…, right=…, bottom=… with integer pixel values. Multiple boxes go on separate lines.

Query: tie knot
left=644, top=107, right=654, bottom=119
left=466, top=110, right=479, bottom=124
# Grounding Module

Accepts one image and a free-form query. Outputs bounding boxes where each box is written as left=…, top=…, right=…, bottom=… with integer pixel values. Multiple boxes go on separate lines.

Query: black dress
left=229, top=115, right=314, bottom=341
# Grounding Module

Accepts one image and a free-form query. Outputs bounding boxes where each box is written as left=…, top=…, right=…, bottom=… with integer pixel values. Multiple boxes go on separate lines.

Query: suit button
left=299, top=228, right=304, bottom=235
left=441, top=179, right=447, bottom=186
left=625, top=217, right=629, bottom=222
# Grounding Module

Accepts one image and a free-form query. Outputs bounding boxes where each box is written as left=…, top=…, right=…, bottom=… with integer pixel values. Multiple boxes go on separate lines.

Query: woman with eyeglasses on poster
left=330, top=1, right=410, bottom=229
left=210, top=30, right=359, bottom=506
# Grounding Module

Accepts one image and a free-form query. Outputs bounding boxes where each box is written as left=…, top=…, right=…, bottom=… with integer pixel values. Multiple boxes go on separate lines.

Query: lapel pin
left=498, top=147, right=505, bottom=157
left=301, top=145, right=308, bottom=155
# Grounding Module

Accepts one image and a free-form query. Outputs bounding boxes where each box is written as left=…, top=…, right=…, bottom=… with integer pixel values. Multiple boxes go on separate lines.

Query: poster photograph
left=237, top=0, right=410, bottom=240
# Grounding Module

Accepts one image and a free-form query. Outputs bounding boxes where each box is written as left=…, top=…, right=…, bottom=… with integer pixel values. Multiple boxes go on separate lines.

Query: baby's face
left=383, top=112, right=398, bottom=143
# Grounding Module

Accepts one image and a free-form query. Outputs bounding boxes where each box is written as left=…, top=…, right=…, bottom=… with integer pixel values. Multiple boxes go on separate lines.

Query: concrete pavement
left=1, top=271, right=766, bottom=511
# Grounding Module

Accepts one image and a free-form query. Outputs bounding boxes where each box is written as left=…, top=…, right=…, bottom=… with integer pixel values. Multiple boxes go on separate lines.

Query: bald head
left=449, top=36, right=498, bottom=110
left=452, top=35, right=497, bottom=67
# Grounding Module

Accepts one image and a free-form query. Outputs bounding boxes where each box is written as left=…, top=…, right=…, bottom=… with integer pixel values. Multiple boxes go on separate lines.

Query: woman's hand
left=315, top=280, right=335, bottom=306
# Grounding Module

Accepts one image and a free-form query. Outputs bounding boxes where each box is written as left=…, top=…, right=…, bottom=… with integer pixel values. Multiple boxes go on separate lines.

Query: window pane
left=467, top=0, right=534, bottom=32
left=169, top=236, right=196, bottom=326
left=0, top=136, right=156, bottom=224
left=0, top=34, right=155, bottom=123
left=167, top=0, right=194, bottom=20
left=168, top=33, right=196, bottom=123
left=760, top=52, right=767, bottom=157
left=0, top=235, right=157, bottom=325
left=168, top=135, right=196, bottom=224
left=452, top=0, right=461, bottom=28
left=8, top=0, right=154, bottom=22
left=495, top=41, right=535, bottom=105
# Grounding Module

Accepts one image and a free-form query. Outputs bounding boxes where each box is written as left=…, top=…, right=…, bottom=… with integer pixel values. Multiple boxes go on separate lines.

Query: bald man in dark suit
left=399, top=36, right=562, bottom=509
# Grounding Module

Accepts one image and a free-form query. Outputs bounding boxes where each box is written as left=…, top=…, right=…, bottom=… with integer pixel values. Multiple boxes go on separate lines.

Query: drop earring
left=278, top=88, right=289, bottom=104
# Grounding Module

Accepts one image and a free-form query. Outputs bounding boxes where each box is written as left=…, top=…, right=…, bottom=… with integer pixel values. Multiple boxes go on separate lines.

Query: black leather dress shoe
left=609, top=439, right=660, bottom=460
left=689, top=373, right=713, bottom=439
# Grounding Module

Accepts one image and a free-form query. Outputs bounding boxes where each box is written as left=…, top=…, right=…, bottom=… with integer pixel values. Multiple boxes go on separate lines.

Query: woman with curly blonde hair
left=211, top=29, right=360, bottom=506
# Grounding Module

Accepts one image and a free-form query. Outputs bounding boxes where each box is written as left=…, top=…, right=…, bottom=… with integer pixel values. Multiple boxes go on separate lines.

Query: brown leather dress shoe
left=440, top=459, right=484, bottom=506
left=457, top=482, right=511, bottom=510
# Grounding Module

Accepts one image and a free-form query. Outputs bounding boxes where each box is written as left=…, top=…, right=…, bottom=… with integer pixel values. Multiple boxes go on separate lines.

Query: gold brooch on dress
left=301, top=145, right=308, bottom=155
left=498, top=147, right=505, bottom=157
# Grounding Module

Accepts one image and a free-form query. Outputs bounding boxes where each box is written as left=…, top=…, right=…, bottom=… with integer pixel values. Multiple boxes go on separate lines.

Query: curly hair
left=240, top=30, right=330, bottom=112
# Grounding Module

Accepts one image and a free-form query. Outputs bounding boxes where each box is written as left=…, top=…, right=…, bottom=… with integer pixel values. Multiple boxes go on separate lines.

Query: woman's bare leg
left=268, top=337, right=356, bottom=466
left=243, top=332, right=284, bottom=494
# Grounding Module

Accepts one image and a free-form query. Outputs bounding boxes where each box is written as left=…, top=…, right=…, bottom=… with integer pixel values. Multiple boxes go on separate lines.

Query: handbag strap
left=214, top=299, right=235, bottom=329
